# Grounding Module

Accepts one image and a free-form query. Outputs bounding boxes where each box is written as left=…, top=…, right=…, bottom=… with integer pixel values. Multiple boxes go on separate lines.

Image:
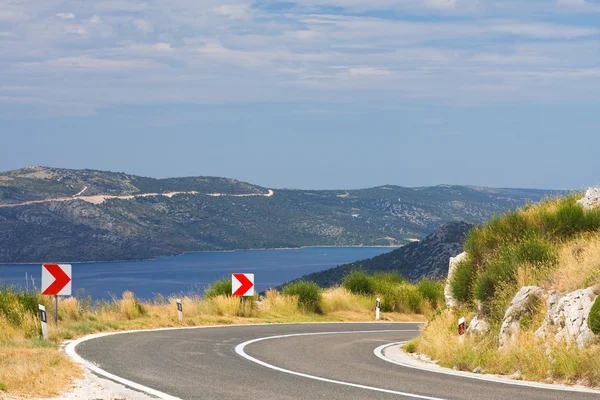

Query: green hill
left=293, top=222, right=473, bottom=287
left=0, top=166, right=564, bottom=263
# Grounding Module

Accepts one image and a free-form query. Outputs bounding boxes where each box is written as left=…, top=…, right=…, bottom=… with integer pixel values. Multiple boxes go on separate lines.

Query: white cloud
left=56, top=13, right=75, bottom=20
left=0, top=0, right=598, bottom=116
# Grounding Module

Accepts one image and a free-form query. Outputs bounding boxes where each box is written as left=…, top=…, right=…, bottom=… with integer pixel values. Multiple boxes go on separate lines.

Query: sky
left=0, top=0, right=599, bottom=190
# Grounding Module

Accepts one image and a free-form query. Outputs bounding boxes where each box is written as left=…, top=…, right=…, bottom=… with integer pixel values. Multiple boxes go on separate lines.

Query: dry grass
left=0, top=287, right=428, bottom=398
left=412, top=309, right=600, bottom=387
left=0, top=347, right=82, bottom=399
left=551, top=232, right=600, bottom=292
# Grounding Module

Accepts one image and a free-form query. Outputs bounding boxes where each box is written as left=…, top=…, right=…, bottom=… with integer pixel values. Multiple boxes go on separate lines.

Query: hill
left=412, top=189, right=600, bottom=387
left=0, top=166, right=563, bottom=263
left=294, top=222, right=473, bottom=286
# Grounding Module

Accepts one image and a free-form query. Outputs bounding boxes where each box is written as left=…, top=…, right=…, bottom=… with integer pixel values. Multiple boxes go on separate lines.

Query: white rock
left=499, top=286, right=545, bottom=348
left=577, top=187, right=600, bottom=210
left=535, top=287, right=598, bottom=348
left=467, top=314, right=489, bottom=335
left=445, top=252, right=467, bottom=308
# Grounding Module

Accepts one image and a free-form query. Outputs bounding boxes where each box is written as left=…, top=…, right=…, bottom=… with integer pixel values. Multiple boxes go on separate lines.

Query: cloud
left=0, top=0, right=598, bottom=117
left=56, top=13, right=75, bottom=20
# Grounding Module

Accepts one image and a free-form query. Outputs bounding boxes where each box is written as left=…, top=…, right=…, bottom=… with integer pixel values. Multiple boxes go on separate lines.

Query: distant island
left=0, top=166, right=565, bottom=263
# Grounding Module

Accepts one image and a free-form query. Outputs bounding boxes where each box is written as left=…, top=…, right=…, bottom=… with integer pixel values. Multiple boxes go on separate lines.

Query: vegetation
left=0, top=271, right=433, bottom=397
left=450, top=194, right=600, bottom=321
left=414, top=193, right=600, bottom=388
left=282, top=281, right=322, bottom=313
left=297, top=222, right=473, bottom=287
left=0, top=167, right=560, bottom=263
left=588, top=296, right=600, bottom=335
left=203, top=277, right=232, bottom=299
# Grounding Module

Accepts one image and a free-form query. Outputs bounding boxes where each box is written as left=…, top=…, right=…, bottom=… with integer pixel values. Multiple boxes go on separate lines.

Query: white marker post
left=176, top=299, right=183, bottom=323
left=376, top=298, right=381, bottom=321
left=458, top=317, right=466, bottom=335
left=39, top=305, right=48, bottom=340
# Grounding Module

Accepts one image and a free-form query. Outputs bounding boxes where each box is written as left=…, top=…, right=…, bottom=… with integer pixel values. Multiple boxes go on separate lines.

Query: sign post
left=232, top=273, right=255, bottom=317
left=376, top=298, right=381, bottom=321
left=41, top=264, right=72, bottom=325
left=458, top=317, right=466, bottom=335
left=39, top=305, right=48, bottom=340
left=176, top=299, right=183, bottom=323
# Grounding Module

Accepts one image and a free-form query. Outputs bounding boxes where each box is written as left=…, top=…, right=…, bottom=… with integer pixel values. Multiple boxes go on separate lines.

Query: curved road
left=75, top=323, right=599, bottom=400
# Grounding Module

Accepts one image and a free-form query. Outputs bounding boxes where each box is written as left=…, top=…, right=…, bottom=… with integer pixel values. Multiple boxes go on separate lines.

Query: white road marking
left=374, top=342, right=600, bottom=395
left=235, top=330, right=448, bottom=400
left=66, top=322, right=420, bottom=400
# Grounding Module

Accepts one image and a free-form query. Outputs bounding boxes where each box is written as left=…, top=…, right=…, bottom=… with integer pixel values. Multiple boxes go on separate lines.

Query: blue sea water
left=0, top=247, right=392, bottom=300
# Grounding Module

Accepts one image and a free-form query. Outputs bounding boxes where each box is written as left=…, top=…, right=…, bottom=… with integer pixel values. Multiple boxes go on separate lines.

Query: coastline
left=0, top=245, right=402, bottom=266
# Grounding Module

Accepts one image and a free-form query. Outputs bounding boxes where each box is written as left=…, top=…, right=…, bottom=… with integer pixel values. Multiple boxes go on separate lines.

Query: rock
left=509, top=371, right=523, bottom=380
left=472, top=367, right=484, bottom=374
left=467, top=315, right=490, bottom=335
left=445, top=252, right=467, bottom=308
left=577, top=187, right=600, bottom=210
left=499, top=286, right=544, bottom=348
left=535, top=287, right=598, bottom=348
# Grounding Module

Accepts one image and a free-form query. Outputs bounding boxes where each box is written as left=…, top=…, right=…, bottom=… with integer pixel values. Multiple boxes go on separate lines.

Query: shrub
left=204, top=278, right=232, bottom=299
left=378, top=284, right=424, bottom=314
left=416, top=279, right=444, bottom=309
left=475, top=272, right=496, bottom=302
left=450, top=261, right=476, bottom=303
left=282, top=281, right=322, bottom=313
left=588, top=296, right=600, bottom=335
left=120, top=291, right=146, bottom=319
left=403, top=341, right=416, bottom=353
left=342, top=271, right=374, bottom=295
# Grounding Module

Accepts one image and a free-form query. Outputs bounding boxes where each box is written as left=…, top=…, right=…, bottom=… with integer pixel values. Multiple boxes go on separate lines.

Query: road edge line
left=374, top=342, right=600, bottom=395
left=235, top=330, right=447, bottom=400
left=64, top=322, right=421, bottom=400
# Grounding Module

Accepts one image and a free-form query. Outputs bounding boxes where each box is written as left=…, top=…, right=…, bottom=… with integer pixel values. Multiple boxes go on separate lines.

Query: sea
left=0, top=247, right=392, bottom=300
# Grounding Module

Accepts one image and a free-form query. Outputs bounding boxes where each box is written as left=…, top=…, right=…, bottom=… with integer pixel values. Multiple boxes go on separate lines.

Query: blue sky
left=0, top=0, right=599, bottom=190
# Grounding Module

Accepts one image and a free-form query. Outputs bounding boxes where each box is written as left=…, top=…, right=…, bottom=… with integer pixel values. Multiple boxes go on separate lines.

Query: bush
left=416, top=279, right=444, bottom=309
left=475, top=272, right=496, bottom=302
left=342, top=271, right=374, bottom=295
left=378, top=284, right=424, bottom=314
left=403, top=341, right=416, bottom=353
left=120, top=291, right=146, bottom=319
left=588, top=296, right=600, bottom=335
left=282, top=281, right=322, bottom=313
left=450, top=261, right=476, bottom=303
left=204, top=278, right=232, bottom=299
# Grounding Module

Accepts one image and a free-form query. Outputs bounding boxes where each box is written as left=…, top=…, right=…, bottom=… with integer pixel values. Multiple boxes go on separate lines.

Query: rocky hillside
left=294, top=222, right=473, bottom=286
left=413, top=189, right=600, bottom=388
left=0, top=166, right=563, bottom=263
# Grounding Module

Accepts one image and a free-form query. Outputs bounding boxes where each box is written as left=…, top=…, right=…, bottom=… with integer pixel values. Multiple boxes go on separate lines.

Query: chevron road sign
left=232, top=273, right=254, bottom=297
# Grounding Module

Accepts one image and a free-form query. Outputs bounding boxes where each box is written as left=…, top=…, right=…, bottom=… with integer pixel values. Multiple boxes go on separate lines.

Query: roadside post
left=177, top=299, right=183, bottom=323
left=39, top=305, right=48, bottom=340
left=458, top=317, right=466, bottom=335
left=232, top=273, right=255, bottom=317
left=376, top=298, right=381, bottom=320
left=41, top=264, right=72, bottom=325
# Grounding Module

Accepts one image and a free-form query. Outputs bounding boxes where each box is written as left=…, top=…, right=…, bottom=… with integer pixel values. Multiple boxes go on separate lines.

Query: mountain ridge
left=290, top=221, right=473, bottom=287
left=0, top=166, right=566, bottom=263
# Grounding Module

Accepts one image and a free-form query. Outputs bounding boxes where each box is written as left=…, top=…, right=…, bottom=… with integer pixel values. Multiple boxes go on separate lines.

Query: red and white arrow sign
left=42, top=264, right=72, bottom=296
left=232, top=273, right=254, bottom=297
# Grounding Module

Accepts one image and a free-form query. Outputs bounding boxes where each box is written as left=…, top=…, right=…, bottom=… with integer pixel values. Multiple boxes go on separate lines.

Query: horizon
left=1, top=1, right=599, bottom=190
left=1, top=165, right=577, bottom=192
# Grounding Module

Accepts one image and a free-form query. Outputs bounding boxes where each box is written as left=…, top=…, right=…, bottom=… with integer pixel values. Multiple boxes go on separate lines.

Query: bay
left=0, top=247, right=392, bottom=300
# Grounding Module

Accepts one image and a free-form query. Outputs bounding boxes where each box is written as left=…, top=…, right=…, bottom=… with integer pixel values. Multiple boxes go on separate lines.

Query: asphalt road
left=75, top=323, right=600, bottom=400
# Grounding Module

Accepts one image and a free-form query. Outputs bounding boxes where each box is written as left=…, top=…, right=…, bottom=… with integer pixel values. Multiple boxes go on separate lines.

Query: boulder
left=444, top=252, right=467, bottom=308
left=499, top=286, right=544, bottom=348
left=467, top=314, right=489, bottom=335
left=535, top=287, right=598, bottom=348
left=577, top=187, right=600, bottom=210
